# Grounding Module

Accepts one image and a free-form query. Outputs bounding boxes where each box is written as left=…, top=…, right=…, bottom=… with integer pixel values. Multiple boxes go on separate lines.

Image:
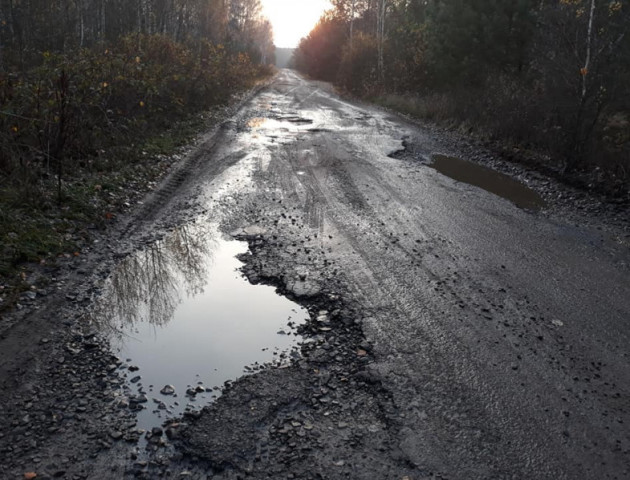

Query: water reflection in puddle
left=430, top=154, right=546, bottom=211
left=91, top=220, right=308, bottom=432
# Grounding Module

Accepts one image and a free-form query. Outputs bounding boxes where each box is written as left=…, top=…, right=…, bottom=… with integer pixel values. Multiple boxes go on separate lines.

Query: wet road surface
left=2, top=69, right=628, bottom=479
left=169, top=70, right=629, bottom=479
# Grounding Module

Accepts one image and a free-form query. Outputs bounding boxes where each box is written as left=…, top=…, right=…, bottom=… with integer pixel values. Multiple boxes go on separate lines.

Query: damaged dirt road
left=1, top=70, right=629, bottom=479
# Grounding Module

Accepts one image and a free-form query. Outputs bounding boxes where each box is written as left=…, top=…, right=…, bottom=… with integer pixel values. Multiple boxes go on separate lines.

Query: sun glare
left=261, top=0, right=332, bottom=48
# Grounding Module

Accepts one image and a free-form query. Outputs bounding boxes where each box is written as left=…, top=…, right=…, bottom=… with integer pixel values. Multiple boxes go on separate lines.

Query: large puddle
left=430, top=154, right=546, bottom=211
left=90, top=219, right=308, bottom=433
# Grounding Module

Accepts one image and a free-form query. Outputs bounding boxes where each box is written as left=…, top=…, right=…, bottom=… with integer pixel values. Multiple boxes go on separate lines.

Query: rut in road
left=3, top=70, right=627, bottom=480
left=196, top=70, right=630, bottom=479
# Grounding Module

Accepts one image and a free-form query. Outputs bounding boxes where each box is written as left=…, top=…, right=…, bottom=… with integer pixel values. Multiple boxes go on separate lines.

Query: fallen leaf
left=24, top=473, right=37, bottom=480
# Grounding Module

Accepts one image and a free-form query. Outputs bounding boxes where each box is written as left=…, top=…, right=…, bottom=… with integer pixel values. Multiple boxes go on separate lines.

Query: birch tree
left=376, top=0, right=388, bottom=80
left=538, top=0, right=630, bottom=168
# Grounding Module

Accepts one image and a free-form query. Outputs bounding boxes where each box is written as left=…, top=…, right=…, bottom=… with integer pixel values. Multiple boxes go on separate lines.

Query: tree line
left=294, top=0, right=630, bottom=190
left=0, top=0, right=274, bottom=68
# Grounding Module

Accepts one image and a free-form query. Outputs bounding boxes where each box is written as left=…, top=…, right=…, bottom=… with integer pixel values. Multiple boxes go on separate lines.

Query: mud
left=0, top=70, right=629, bottom=480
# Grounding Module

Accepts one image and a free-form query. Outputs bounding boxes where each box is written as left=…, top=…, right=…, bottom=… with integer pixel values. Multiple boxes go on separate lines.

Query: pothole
left=283, top=116, right=313, bottom=124
left=387, top=139, right=410, bottom=159
left=89, top=219, right=308, bottom=435
left=430, top=154, right=546, bottom=211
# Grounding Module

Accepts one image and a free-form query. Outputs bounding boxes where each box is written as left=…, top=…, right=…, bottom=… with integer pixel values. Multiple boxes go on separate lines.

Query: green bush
left=0, top=34, right=258, bottom=186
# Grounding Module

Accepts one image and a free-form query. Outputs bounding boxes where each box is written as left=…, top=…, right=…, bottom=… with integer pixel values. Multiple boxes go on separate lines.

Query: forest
left=0, top=0, right=274, bottom=279
left=294, top=0, right=630, bottom=192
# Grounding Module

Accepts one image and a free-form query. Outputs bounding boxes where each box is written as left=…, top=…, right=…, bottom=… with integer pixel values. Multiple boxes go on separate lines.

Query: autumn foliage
left=0, top=0, right=275, bottom=290
left=0, top=32, right=269, bottom=281
left=296, top=0, right=630, bottom=193
left=0, top=34, right=260, bottom=182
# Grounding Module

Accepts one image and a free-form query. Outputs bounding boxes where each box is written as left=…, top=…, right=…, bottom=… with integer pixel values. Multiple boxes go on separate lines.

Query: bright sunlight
left=261, top=0, right=331, bottom=48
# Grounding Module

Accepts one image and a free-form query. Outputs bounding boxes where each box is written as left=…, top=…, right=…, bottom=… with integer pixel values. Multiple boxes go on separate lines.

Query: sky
left=261, top=0, right=332, bottom=48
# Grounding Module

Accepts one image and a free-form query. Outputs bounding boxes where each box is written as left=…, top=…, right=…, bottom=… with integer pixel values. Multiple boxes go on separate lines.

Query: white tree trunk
left=581, top=0, right=596, bottom=99
left=377, top=0, right=387, bottom=80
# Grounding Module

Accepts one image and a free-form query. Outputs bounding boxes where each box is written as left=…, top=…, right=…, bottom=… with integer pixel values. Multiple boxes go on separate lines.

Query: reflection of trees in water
left=93, top=222, right=218, bottom=335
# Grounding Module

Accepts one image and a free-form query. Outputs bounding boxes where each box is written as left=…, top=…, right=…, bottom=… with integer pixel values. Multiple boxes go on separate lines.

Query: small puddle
left=90, top=219, right=308, bottom=434
left=247, top=117, right=268, bottom=129
left=430, top=154, right=546, bottom=211
left=244, top=114, right=315, bottom=147
left=283, top=116, right=314, bottom=125
left=246, top=114, right=314, bottom=132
